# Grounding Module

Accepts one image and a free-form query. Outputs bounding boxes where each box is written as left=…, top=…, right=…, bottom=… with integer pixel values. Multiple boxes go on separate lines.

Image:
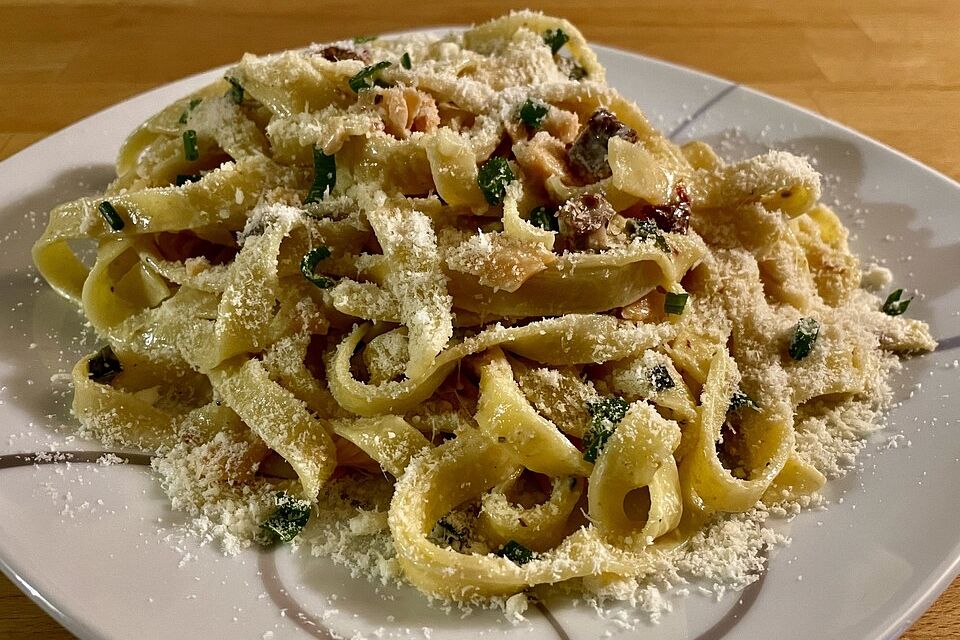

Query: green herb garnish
left=400, top=52, right=412, bottom=70
left=300, top=246, right=335, bottom=289
left=584, top=396, right=629, bottom=462
left=477, top=156, right=514, bottom=206
left=663, top=292, right=688, bottom=315
left=305, top=146, right=336, bottom=203
left=881, top=288, right=913, bottom=316
left=728, top=389, right=760, bottom=413
left=97, top=201, right=124, bottom=231
left=175, top=173, right=201, bottom=187
left=88, top=345, right=122, bottom=383
left=182, top=129, right=199, bottom=161
left=528, top=206, right=558, bottom=232
left=348, top=60, right=391, bottom=92
left=178, top=98, right=201, bottom=125
left=569, top=64, right=588, bottom=81
left=649, top=364, right=675, bottom=392
left=543, top=28, right=569, bottom=55
left=226, top=77, right=244, bottom=104
left=518, top=98, right=549, bottom=130
left=353, top=35, right=377, bottom=44
left=625, top=218, right=669, bottom=252
left=498, top=540, right=535, bottom=565
left=431, top=518, right=467, bottom=549
left=788, top=317, right=820, bottom=360
left=260, top=492, right=311, bottom=544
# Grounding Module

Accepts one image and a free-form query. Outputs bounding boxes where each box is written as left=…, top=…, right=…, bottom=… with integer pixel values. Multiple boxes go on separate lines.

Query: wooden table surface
left=1, top=0, right=958, bottom=637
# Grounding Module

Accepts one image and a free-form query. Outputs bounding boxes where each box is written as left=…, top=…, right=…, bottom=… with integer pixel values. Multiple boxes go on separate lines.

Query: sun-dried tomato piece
left=316, top=45, right=369, bottom=63
left=622, top=184, right=691, bottom=234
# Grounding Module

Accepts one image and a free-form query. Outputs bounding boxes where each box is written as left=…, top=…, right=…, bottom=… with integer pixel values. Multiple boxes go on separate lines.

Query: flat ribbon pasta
left=588, top=402, right=683, bottom=542
left=327, top=314, right=671, bottom=416
left=475, top=348, right=590, bottom=477
left=389, top=429, right=670, bottom=599
left=681, top=349, right=793, bottom=514
left=446, top=233, right=706, bottom=316
left=209, top=357, right=336, bottom=499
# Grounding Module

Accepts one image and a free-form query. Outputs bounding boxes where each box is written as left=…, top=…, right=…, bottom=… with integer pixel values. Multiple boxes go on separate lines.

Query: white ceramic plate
left=1, top=37, right=958, bottom=640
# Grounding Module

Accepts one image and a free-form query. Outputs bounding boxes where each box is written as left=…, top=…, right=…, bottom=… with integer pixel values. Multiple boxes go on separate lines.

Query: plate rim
left=1, top=34, right=958, bottom=640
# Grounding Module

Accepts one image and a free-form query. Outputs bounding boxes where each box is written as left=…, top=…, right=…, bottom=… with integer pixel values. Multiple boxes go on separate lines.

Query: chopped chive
left=88, top=345, right=122, bottom=383
left=518, top=98, right=549, bottom=130
left=305, top=146, right=336, bottom=203
left=584, top=396, right=629, bottom=462
left=477, top=156, right=514, bottom=206
left=182, top=129, right=199, bottom=161
left=225, top=77, right=244, bottom=104
left=569, top=64, right=588, bottom=81
left=175, top=173, right=201, bottom=187
left=353, top=35, right=377, bottom=44
left=400, top=51, right=412, bottom=70
left=259, top=492, right=311, bottom=544
left=542, top=28, right=569, bottom=55
left=528, top=206, right=558, bottom=232
left=430, top=518, right=467, bottom=549
left=663, top=292, right=688, bottom=315
left=178, top=98, right=201, bottom=125
left=97, top=201, right=124, bottom=231
left=300, top=246, right=335, bottom=289
left=881, top=288, right=913, bottom=316
left=728, top=388, right=760, bottom=413
left=625, top=218, right=669, bottom=252
left=788, top=317, right=820, bottom=360
left=348, top=60, right=391, bottom=92
left=649, top=364, right=675, bottom=392
left=498, top=540, right=535, bottom=565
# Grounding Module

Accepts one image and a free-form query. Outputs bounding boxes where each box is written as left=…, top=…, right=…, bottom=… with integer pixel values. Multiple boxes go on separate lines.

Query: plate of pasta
left=1, top=11, right=959, bottom=640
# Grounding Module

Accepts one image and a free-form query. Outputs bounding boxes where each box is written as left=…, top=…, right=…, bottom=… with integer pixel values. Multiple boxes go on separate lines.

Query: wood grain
left=0, top=1, right=957, bottom=637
